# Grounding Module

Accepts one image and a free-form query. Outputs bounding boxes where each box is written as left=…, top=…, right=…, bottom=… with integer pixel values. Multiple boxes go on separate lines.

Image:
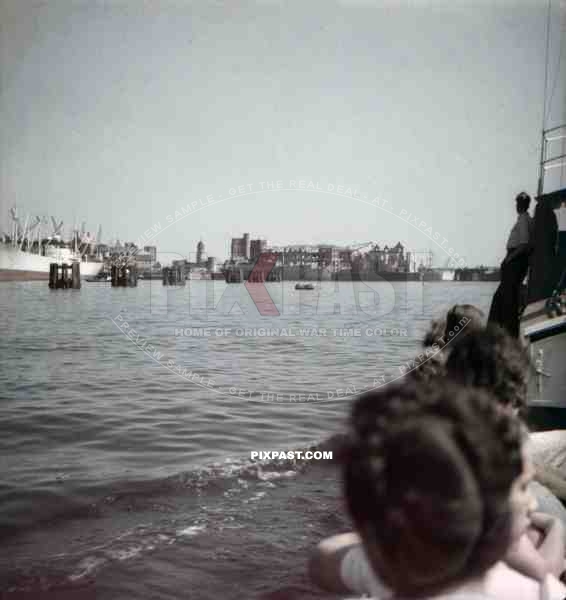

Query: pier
left=162, top=265, right=185, bottom=286
left=453, top=267, right=500, bottom=282
left=48, top=262, right=81, bottom=289
left=111, top=264, right=138, bottom=287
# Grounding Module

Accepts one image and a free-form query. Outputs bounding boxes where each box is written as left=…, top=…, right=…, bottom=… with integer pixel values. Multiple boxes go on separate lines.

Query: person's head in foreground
left=342, top=380, right=533, bottom=598
left=411, top=304, right=485, bottom=384
left=444, top=323, right=529, bottom=418
left=444, top=303, right=485, bottom=339
left=421, top=304, right=485, bottom=350
left=421, top=317, right=448, bottom=349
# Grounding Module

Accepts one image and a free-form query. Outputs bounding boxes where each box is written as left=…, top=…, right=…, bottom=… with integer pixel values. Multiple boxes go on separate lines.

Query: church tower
left=196, top=239, right=205, bottom=265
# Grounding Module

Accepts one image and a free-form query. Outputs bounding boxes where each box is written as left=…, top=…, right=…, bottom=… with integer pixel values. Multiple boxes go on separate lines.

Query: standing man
left=488, top=192, right=533, bottom=337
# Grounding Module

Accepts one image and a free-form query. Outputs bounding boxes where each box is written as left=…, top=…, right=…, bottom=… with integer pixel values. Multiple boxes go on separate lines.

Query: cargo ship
left=0, top=209, right=103, bottom=281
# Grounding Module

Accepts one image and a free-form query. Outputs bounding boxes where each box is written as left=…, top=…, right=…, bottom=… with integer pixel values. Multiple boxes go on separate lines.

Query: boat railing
left=538, top=123, right=566, bottom=196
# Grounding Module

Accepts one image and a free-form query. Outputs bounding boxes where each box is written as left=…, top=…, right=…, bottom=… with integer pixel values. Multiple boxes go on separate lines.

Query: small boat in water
left=85, top=272, right=111, bottom=282
left=295, top=282, right=315, bottom=290
left=520, top=124, right=566, bottom=431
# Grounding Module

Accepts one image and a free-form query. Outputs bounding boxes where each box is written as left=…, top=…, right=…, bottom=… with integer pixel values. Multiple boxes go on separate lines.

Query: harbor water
left=0, top=280, right=497, bottom=599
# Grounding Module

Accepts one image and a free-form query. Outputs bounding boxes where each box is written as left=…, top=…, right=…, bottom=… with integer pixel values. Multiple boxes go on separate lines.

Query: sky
left=1, top=0, right=565, bottom=268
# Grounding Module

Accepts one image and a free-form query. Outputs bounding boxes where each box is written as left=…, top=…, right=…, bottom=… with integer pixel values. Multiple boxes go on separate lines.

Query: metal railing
left=538, top=124, right=566, bottom=196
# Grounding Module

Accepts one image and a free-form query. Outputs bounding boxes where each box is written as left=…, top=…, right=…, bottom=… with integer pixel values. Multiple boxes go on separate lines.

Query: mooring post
left=60, top=263, right=69, bottom=288
left=49, top=263, right=57, bottom=289
left=175, top=265, right=185, bottom=286
left=128, top=265, right=138, bottom=287
left=71, top=262, right=81, bottom=289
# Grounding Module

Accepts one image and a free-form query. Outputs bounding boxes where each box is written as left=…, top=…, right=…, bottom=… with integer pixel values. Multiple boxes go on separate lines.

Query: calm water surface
left=0, top=279, right=497, bottom=599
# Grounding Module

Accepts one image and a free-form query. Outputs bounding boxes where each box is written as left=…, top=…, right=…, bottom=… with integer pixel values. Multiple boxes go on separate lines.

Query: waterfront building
left=318, top=246, right=341, bottom=271
left=250, top=238, right=268, bottom=259
left=230, top=233, right=267, bottom=261
left=206, top=256, right=217, bottom=272
left=134, top=252, right=156, bottom=272
left=367, top=242, right=411, bottom=273
left=143, top=245, right=157, bottom=263
left=231, top=233, right=250, bottom=260
left=351, top=252, right=369, bottom=273
left=269, top=244, right=318, bottom=267
left=338, top=248, right=353, bottom=270
left=196, top=240, right=205, bottom=266
left=169, top=239, right=218, bottom=278
left=224, top=234, right=425, bottom=278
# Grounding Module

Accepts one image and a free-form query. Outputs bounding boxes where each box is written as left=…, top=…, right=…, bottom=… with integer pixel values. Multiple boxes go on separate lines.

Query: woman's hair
left=342, top=380, right=523, bottom=598
left=445, top=324, right=529, bottom=417
left=407, top=345, right=447, bottom=384
left=411, top=304, right=485, bottom=384
left=444, top=304, right=484, bottom=340
left=421, top=304, right=484, bottom=350
left=422, top=318, right=448, bottom=349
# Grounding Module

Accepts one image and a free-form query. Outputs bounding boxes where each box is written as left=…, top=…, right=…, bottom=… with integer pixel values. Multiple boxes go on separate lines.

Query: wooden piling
left=162, top=266, right=185, bottom=286
left=60, top=263, right=68, bottom=288
left=111, top=265, right=119, bottom=286
left=48, top=262, right=81, bottom=289
left=111, top=263, right=138, bottom=287
left=128, top=265, right=138, bottom=287
left=49, top=263, right=57, bottom=288
left=176, top=264, right=185, bottom=284
left=72, top=262, right=81, bottom=289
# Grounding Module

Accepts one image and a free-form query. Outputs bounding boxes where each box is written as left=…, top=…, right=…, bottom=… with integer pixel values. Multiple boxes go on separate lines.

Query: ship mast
left=537, top=0, right=566, bottom=196
left=18, top=215, right=29, bottom=251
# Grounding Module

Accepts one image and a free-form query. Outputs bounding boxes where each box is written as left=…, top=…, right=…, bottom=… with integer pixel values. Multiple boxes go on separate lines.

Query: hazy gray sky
left=1, top=0, right=565, bottom=267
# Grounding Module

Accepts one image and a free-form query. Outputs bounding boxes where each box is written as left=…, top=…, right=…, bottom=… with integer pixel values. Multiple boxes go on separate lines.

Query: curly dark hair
left=410, top=305, right=485, bottom=385
left=422, top=318, right=448, bottom=349
left=421, top=305, right=485, bottom=350
left=406, top=345, right=448, bottom=385
left=444, top=304, right=485, bottom=340
left=342, top=380, right=523, bottom=598
left=445, top=324, right=529, bottom=416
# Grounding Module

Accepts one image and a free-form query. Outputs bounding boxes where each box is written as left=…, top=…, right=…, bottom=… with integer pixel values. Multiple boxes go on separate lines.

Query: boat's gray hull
left=522, top=302, right=566, bottom=431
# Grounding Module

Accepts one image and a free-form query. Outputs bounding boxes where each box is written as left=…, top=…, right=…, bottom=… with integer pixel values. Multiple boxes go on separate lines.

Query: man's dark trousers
left=488, top=251, right=530, bottom=338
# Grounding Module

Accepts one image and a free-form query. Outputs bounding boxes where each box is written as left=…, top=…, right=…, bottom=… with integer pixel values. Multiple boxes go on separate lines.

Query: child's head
left=342, top=380, right=526, bottom=597
left=445, top=324, right=529, bottom=417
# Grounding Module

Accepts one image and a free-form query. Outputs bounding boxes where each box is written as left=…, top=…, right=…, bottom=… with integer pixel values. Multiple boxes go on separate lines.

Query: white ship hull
left=0, top=245, right=102, bottom=281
